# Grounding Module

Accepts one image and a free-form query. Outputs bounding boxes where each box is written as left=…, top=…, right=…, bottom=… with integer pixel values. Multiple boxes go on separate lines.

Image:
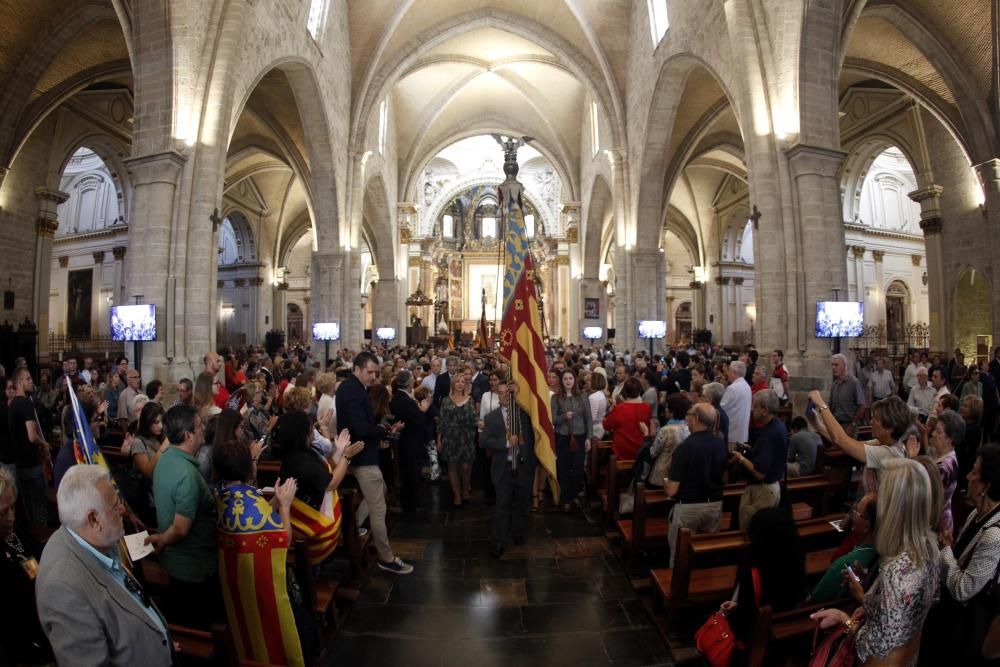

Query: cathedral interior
left=0, top=0, right=997, bottom=387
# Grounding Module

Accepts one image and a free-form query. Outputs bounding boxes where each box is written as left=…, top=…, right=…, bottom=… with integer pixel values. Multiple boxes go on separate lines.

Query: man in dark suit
left=36, top=464, right=173, bottom=666
left=390, top=369, right=432, bottom=512
left=480, top=380, right=536, bottom=558
left=470, top=358, right=491, bottom=404
left=431, top=357, right=455, bottom=410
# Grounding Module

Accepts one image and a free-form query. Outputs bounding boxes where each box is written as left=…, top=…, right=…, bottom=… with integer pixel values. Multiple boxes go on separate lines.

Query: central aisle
left=323, top=485, right=673, bottom=667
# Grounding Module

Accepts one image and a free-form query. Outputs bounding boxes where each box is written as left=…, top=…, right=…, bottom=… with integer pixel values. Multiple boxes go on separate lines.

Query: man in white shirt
left=720, top=360, right=752, bottom=448
left=906, top=367, right=937, bottom=417
left=420, top=356, right=442, bottom=392
left=902, top=351, right=922, bottom=396
left=866, top=357, right=895, bottom=404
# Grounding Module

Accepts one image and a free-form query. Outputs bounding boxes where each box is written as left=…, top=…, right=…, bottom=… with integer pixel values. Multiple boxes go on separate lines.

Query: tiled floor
left=322, top=483, right=673, bottom=667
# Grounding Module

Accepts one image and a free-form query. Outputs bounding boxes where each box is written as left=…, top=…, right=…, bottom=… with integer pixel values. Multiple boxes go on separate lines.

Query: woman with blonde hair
left=812, top=458, right=940, bottom=664
left=316, top=372, right=338, bottom=434
left=437, top=372, right=477, bottom=508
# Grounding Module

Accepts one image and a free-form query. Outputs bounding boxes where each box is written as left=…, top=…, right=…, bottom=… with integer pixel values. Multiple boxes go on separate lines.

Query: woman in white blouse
left=588, top=371, right=610, bottom=440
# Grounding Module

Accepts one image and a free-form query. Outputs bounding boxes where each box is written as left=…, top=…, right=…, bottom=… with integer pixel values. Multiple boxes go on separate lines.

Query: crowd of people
left=2, top=339, right=1000, bottom=664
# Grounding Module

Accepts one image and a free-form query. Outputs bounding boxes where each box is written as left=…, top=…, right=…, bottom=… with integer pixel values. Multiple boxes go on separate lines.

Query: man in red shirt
left=771, top=349, right=789, bottom=403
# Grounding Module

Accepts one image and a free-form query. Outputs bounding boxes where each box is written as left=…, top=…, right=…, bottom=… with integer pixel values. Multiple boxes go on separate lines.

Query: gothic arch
left=362, top=174, right=395, bottom=281
left=635, top=54, right=744, bottom=251
left=582, top=174, right=612, bottom=280
left=51, top=133, right=133, bottom=220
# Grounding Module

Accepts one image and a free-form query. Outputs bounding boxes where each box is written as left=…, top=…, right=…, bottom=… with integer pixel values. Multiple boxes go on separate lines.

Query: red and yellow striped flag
left=289, top=493, right=343, bottom=565
left=497, top=176, right=559, bottom=499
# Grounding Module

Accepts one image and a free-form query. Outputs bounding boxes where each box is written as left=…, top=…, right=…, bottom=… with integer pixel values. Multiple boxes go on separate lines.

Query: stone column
left=689, top=281, right=707, bottom=331
left=850, top=246, right=866, bottom=304
left=111, top=246, right=127, bottom=306
left=629, top=249, right=665, bottom=350
left=92, top=251, right=106, bottom=336
left=232, top=278, right=247, bottom=344
left=33, top=188, right=69, bottom=352
left=248, top=276, right=264, bottom=344
left=371, top=278, right=401, bottom=340
left=123, top=151, right=186, bottom=380
left=975, top=160, right=1000, bottom=343
left=871, top=250, right=885, bottom=325
left=908, top=185, right=945, bottom=348
left=310, top=251, right=345, bottom=339
left=782, top=144, right=849, bottom=383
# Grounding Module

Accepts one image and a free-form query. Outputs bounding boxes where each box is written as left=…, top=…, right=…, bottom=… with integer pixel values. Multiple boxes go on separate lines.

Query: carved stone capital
left=58, top=256, right=69, bottom=268
left=872, top=250, right=884, bottom=262
left=233, top=278, right=246, bottom=287
left=34, top=187, right=70, bottom=206
left=715, top=276, right=731, bottom=286
left=92, top=251, right=106, bottom=264
left=911, top=254, right=922, bottom=267
left=732, top=276, right=745, bottom=286
left=249, top=277, right=265, bottom=286
left=907, top=185, right=944, bottom=204
left=112, top=246, right=127, bottom=261
left=919, top=217, right=943, bottom=236
left=850, top=245, right=866, bottom=259
left=217, top=280, right=225, bottom=289
left=36, top=218, right=59, bottom=236
left=566, top=226, right=578, bottom=243
left=689, top=281, right=703, bottom=289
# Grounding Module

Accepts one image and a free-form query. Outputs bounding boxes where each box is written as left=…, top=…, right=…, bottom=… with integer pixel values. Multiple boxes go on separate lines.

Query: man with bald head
left=664, top=402, right=728, bottom=565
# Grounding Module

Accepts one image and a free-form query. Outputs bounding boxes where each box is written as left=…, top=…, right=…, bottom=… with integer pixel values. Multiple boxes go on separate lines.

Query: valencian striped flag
left=496, top=141, right=559, bottom=498
left=217, top=483, right=304, bottom=667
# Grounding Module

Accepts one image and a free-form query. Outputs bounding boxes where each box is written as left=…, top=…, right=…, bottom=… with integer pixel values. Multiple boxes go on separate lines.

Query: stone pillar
left=92, top=251, right=106, bottom=336
left=111, top=246, right=127, bottom=306
left=871, top=250, right=885, bottom=325
left=974, top=160, right=1000, bottom=343
left=850, top=246, right=866, bottom=304
left=690, top=281, right=707, bottom=331
left=33, top=188, right=69, bottom=351
left=908, top=185, right=945, bottom=348
left=782, top=144, right=849, bottom=383
left=310, top=251, right=345, bottom=335
left=371, top=278, right=401, bottom=340
left=248, top=276, right=264, bottom=344
left=123, top=151, right=186, bottom=380
left=630, top=249, right=665, bottom=350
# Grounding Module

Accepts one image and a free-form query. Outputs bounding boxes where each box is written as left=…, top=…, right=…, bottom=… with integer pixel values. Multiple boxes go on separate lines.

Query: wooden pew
left=598, top=454, right=635, bottom=528
left=293, top=540, right=339, bottom=626
left=586, top=438, right=612, bottom=498
left=650, top=516, right=843, bottom=629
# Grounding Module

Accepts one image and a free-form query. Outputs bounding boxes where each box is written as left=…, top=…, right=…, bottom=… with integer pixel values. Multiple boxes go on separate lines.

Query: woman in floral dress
left=437, top=372, right=478, bottom=508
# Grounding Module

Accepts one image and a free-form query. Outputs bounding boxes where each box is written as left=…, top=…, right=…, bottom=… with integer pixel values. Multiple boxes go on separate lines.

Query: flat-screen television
left=312, top=322, right=340, bottom=341
left=375, top=327, right=396, bottom=341
left=582, top=326, right=603, bottom=340
left=637, top=320, right=667, bottom=339
left=815, top=301, right=864, bottom=338
left=110, top=304, right=156, bottom=341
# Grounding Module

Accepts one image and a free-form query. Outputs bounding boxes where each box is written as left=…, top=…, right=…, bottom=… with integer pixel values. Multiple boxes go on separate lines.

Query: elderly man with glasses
left=117, top=369, right=142, bottom=426
left=664, top=402, right=728, bottom=566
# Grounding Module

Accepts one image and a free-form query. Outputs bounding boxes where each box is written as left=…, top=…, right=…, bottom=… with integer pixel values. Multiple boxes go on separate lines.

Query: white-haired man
left=719, top=360, right=752, bottom=449
left=829, top=353, right=867, bottom=436
left=35, top=465, right=172, bottom=666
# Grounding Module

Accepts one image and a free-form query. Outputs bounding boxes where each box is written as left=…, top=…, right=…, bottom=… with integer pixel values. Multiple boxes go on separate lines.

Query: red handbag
left=695, top=568, right=761, bottom=667
left=809, top=622, right=856, bottom=667
left=695, top=610, right=741, bottom=667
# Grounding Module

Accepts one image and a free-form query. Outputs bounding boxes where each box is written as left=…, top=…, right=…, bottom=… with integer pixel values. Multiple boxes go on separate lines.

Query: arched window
left=307, top=0, right=328, bottom=40
left=647, top=0, right=669, bottom=45
left=474, top=195, right=499, bottom=239
left=590, top=102, right=600, bottom=157
left=442, top=214, right=454, bottom=238
left=525, top=214, right=535, bottom=238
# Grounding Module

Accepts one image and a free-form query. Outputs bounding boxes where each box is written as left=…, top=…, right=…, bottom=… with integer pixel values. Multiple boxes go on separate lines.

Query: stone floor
left=322, top=483, right=673, bottom=667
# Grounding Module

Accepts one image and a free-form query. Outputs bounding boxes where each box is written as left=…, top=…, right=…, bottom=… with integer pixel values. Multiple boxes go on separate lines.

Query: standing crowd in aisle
left=3, top=339, right=1000, bottom=664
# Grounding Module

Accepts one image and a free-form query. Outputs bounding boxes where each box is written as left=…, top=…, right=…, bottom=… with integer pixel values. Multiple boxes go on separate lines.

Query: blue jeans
left=555, top=433, right=586, bottom=505
left=17, top=465, right=48, bottom=526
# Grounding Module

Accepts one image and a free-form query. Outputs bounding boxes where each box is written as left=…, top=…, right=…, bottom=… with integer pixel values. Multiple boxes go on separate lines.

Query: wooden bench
left=651, top=516, right=843, bottom=629
left=586, top=438, right=613, bottom=498
left=598, top=454, right=634, bottom=528
left=293, top=540, right=339, bottom=626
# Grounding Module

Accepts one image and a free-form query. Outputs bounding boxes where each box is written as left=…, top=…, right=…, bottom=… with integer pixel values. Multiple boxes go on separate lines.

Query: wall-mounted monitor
left=637, top=320, right=667, bottom=339
left=110, top=304, right=156, bottom=341
left=582, top=326, right=604, bottom=340
left=815, top=301, right=864, bottom=338
left=312, top=322, right=340, bottom=341
left=375, top=327, right=396, bottom=341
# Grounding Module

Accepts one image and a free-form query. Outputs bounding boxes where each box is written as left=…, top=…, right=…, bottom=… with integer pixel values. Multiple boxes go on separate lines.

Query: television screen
left=375, top=327, right=396, bottom=341
left=312, top=322, right=340, bottom=341
left=637, top=320, right=667, bottom=339
left=582, top=326, right=603, bottom=340
left=815, top=301, right=864, bottom=338
left=110, top=304, right=156, bottom=341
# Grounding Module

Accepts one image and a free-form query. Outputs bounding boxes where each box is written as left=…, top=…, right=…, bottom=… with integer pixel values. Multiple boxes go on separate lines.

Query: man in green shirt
left=146, top=404, right=223, bottom=628
left=810, top=492, right=878, bottom=603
